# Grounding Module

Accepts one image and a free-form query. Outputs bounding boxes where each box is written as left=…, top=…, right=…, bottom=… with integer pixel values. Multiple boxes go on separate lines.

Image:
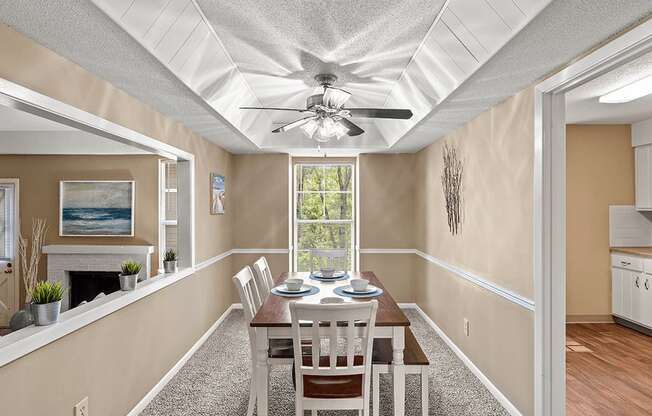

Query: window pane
left=324, top=165, right=352, bottom=191
left=297, top=223, right=351, bottom=251
left=296, top=165, right=323, bottom=192
left=165, top=225, right=177, bottom=252
left=297, top=193, right=323, bottom=220
left=165, top=162, right=177, bottom=189
left=165, top=192, right=177, bottom=220
left=324, top=193, right=352, bottom=220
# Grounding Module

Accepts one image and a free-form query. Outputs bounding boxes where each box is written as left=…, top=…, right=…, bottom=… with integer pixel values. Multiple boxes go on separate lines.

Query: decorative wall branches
left=441, top=142, right=463, bottom=235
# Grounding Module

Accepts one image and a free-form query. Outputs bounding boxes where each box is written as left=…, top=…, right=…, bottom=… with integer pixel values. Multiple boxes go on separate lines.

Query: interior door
left=0, top=180, right=18, bottom=327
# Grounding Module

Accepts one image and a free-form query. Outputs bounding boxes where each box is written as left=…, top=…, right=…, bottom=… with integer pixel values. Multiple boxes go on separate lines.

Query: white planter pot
left=119, top=274, right=138, bottom=291
left=32, top=300, right=62, bottom=326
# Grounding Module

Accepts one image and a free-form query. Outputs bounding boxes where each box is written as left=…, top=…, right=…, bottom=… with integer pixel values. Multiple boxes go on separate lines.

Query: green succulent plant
left=30, top=281, right=63, bottom=304
left=121, top=259, right=142, bottom=276
left=163, top=249, right=177, bottom=262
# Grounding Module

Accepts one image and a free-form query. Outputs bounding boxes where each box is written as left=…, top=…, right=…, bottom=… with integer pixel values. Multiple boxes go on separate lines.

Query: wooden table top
left=250, top=271, right=410, bottom=328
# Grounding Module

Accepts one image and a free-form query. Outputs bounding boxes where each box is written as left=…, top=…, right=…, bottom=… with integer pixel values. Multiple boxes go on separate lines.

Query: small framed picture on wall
left=210, top=173, right=225, bottom=215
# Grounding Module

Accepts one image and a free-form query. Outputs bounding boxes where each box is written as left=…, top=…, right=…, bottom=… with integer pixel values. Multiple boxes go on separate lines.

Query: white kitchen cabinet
left=612, top=253, right=652, bottom=330
left=635, top=144, right=652, bottom=210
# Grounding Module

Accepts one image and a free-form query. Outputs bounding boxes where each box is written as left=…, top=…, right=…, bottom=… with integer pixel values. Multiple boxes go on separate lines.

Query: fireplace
left=69, top=271, right=121, bottom=309
left=43, top=244, right=154, bottom=311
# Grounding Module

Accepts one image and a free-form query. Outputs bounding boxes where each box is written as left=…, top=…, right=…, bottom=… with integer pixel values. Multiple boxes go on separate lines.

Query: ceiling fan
left=240, top=74, right=413, bottom=143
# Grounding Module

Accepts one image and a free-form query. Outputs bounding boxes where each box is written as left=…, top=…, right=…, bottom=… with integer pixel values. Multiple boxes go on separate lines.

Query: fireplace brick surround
left=43, top=245, right=154, bottom=311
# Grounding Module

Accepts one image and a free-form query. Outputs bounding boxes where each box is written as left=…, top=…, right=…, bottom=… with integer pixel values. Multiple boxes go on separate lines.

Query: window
left=293, top=163, right=355, bottom=272
left=159, top=160, right=178, bottom=270
left=0, top=182, right=16, bottom=261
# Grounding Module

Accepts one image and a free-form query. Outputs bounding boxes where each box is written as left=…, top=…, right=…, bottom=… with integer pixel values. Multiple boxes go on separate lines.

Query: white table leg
left=255, top=327, right=269, bottom=416
left=392, top=327, right=405, bottom=416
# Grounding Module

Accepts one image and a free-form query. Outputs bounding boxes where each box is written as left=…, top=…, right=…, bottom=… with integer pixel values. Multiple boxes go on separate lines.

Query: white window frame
left=158, top=160, right=178, bottom=272
left=292, top=162, right=356, bottom=272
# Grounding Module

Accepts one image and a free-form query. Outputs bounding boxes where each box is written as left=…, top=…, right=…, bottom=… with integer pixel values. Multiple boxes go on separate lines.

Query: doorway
left=0, top=178, right=19, bottom=329
left=534, top=19, right=652, bottom=416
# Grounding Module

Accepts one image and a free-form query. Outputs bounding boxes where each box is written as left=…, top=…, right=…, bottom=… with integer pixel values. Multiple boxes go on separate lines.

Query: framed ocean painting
left=59, top=181, right=135, bottom=237
left=210, top=173, right=225, bottom=215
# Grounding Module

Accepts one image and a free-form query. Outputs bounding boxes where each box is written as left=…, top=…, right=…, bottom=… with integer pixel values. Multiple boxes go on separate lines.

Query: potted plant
left=30, top=281, right=63, bottom=326
left=163, top=249, right=178, bottom=274
left=119, top=260, right=142, bottom=291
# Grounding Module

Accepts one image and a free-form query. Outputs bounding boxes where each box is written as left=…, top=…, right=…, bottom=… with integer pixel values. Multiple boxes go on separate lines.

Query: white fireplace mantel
left=43, top=244, right=155, bottom=311
left=43, top=245, right=154, bottom=255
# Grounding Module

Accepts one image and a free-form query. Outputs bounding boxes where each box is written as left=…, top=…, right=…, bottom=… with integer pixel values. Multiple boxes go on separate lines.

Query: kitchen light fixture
left=599, top=74, right=652, bottom=103
left=300, top=117, right=349, bottom=142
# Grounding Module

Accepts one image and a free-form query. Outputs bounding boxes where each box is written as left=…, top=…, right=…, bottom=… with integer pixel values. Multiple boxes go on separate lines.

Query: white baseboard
left=127, top=303, right=239, bottom=416
left=402, top=304, right=523, bottom=416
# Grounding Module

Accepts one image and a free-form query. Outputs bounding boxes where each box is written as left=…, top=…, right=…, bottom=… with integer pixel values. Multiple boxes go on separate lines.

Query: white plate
left=275, top=284, right=311, bottom=294
left=320, top=297, right=344, bottom=304
left=312, top=270, right=347, bottom=279
left=342, top=284, right=378, bottom=295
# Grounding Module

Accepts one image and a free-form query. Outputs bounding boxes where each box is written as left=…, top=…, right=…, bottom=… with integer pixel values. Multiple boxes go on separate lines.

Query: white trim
left=0, top=249, right=231, bottom=368
left=415, top=250, right=534, bottom=311
left=361, top=249, right=534, bottom=311
left=231, top=248, right=290, bottom=254
left=126, top=303, right=239, bottom=416
left=533, top=19, right=652, bottom=416
left=404, top=304, right=523, bottom=416
left=360, top=248, right=416, bottom=254
left=42, top=245, right=154, bottom=255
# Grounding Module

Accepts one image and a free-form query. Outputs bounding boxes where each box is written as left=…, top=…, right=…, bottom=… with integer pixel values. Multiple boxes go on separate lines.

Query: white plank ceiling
left=90, top=0, right=552, bottom=153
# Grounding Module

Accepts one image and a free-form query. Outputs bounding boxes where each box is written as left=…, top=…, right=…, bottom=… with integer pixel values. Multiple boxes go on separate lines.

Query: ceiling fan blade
left=347, top=108, right=413, bottom=119
left=272, top=116, right=317, bottom=133
left=338, top=118, right=365, bottom=136
left=323, top=86, right=351, bottom=109
left=240, top=106, right=310, bottom=112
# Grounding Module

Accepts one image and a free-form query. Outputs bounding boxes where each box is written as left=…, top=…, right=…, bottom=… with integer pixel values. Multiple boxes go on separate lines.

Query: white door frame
left=0, top=178, right=20, bottom=318
left=534, top=19, right=652, bottom=416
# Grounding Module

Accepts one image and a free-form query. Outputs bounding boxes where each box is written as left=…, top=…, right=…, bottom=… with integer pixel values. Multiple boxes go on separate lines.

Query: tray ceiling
left=1, top=1, right=652, bottom=153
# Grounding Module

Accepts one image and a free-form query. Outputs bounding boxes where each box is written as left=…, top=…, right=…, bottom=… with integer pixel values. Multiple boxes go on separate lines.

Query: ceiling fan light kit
left=240, top=73, right=413, bottom=145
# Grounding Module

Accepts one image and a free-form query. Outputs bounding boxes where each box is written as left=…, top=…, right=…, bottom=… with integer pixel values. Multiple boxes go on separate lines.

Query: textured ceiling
left=1, top=1, right=651, bottom=154
left=566, top=49, right=652, bottom=124
left=196, top=0, right=446, bottom=114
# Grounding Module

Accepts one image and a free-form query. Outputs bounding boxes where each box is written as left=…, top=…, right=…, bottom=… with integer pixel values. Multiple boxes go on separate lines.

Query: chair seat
left=269, top=338, right=311, bottom=358
left=372, top=328, right=429, bottom=366
left=302, top=356, right=364, bottom=399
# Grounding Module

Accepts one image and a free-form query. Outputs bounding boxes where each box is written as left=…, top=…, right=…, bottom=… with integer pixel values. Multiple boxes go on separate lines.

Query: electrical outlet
left=463, top=318, right=470, bottom=336
left=74, top=397, right=88, bottom=416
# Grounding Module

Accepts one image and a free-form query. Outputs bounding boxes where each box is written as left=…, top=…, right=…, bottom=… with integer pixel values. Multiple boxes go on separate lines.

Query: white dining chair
left=252, top=256, right=274, bottom=301
left=309, top=248, right=348, bottom=273
left=233, top=266, right=298, bottom=416
left=290, top=300, right=378, bottom=416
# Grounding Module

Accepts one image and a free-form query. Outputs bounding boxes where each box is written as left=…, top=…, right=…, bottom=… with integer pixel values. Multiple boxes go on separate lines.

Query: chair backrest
left=232, top=266, right=263, bottom=324
left=309, top=248, right=348, bottom=272
left=290, top=300, right=378, bottom=400
left=252, top=256, right=274, bottom=301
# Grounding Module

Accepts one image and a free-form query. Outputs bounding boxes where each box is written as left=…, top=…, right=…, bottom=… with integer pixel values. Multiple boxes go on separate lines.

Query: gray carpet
left=140, top=309, right=509, bottom=416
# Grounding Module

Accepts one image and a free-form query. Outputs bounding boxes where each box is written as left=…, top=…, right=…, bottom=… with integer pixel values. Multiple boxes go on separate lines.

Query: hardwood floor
left=567, top=322, right=652, bottom=416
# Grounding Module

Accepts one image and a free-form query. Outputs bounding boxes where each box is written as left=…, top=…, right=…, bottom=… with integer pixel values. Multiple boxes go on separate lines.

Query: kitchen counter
left=610, top=247, right=652, bottom=257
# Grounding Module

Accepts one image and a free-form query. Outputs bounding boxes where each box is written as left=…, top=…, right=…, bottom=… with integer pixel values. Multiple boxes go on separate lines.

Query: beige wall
left=0, top=154, right=161, bottom=301
left=0, top=24, right=235, bottom=416
left=413, top=88, right=535, bottom=415
left=566, top=124, right=634, bottom=320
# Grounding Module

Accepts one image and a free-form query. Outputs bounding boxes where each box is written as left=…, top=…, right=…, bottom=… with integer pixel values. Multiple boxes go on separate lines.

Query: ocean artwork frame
left=210, top=173, right=225, bottom=215
left=59, top=180, right=135, bottom=237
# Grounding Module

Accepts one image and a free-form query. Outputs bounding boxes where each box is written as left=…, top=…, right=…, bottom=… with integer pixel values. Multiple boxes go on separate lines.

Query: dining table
left=250, top=270, right=411, bottom=416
